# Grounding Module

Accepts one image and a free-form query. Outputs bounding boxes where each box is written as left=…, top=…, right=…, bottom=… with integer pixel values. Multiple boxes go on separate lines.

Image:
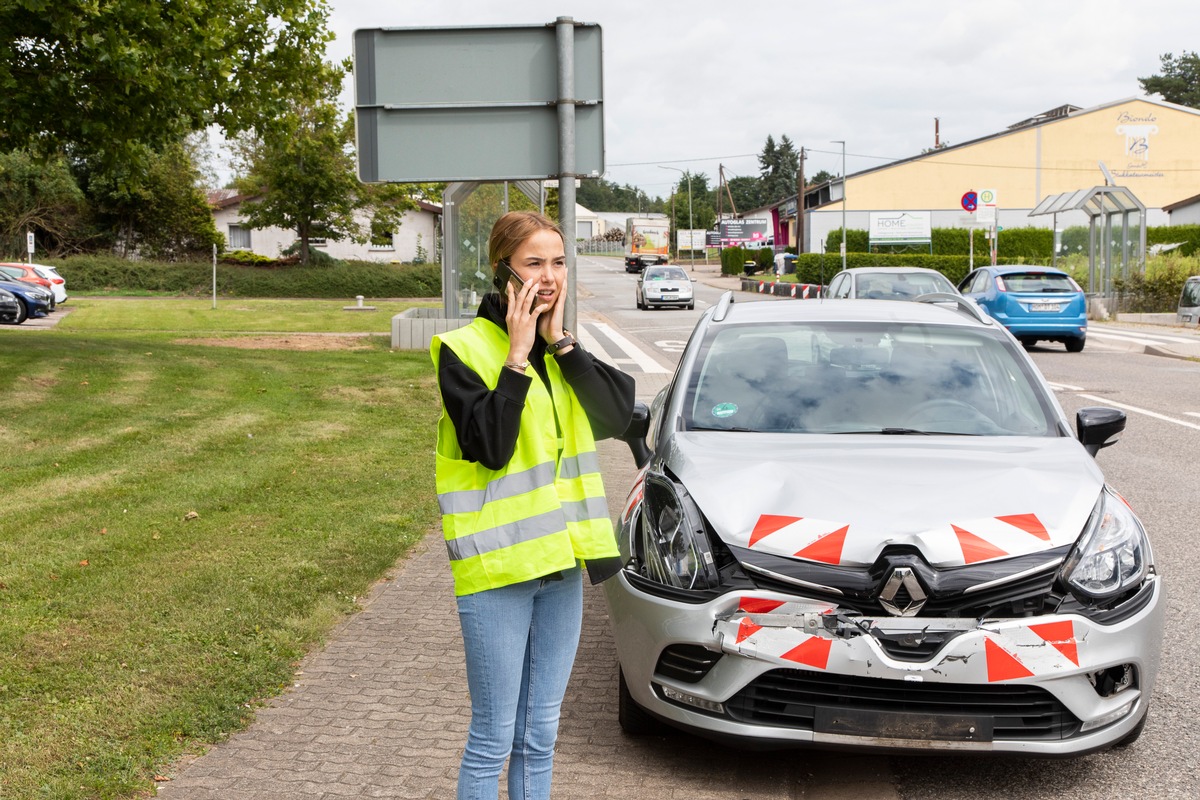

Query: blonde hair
left=488, top=211, right=565, bottom=270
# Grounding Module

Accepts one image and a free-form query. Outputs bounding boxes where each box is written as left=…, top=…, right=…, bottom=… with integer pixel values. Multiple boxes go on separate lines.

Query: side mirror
left=1076, top=406, right=1126, bottom=457
left=619, top=402, right=652, bottom=468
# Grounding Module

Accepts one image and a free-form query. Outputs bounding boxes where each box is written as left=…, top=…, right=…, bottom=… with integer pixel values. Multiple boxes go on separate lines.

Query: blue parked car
left=958, top=266, right=1087, bottom=352
left=0, top=278, right=53, bottom=324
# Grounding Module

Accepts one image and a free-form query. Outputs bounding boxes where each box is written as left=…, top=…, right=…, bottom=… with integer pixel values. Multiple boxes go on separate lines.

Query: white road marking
left=1186, top=412, right=1200, bottom=419
left=1047, top=382, right=1085, bottom=392
left=1077, top=394, right=1200, bottom=432
left=579, top=322, right=672, bottom=373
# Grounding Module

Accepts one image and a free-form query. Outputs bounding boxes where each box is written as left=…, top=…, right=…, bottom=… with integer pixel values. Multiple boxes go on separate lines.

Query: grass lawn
left=0, top=315, right=442, bottom=798
left=58, top=297, right=441, bottom=334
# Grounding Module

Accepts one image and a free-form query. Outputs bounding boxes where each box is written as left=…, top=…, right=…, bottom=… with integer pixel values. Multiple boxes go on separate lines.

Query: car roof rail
left=914, top=292, right=992, bottom=324
left=713, top=290, right=735, bottom=322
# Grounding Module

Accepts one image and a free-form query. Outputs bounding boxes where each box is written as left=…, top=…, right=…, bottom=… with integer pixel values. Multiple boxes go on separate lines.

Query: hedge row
left=47, top=255, right=442, bottom=298
left=825, top=224, right=1200, bottom=259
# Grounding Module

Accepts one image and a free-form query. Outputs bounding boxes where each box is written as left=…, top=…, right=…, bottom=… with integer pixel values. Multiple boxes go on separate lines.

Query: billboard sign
left=718, top=218, right=771, bottom=247
left=353, top=24, right=604, bottom=182
left=677, top=229, right=706, bottom=250
left=868, top=211, right=932, bottom=245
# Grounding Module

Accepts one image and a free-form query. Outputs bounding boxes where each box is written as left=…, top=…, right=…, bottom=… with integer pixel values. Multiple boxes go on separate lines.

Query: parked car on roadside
left=1176, top=275, right=1200, bottom=326
left=958, top=266, right=1087, bottom=352
left=636, top=265, right=695, bottom=310
left=0, top=277, right=53, bottom=323
left=0, top=287, right=21, bottom=324
left=824, top=267, right=959, bottom=300
left=0, top=263, right=56, bottom=310
left=609, top=292, right=1161, bottom=755
left=29, top=263, right=68, bottom=305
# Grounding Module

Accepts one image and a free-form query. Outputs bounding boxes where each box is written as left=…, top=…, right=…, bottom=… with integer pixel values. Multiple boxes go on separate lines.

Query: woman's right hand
left=505, top=280, right=546, bottom=366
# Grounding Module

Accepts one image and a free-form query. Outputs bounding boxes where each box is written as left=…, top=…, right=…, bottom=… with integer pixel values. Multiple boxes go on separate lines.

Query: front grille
left=738, top=544, right=1072, bottom=620
left=656, top=644, right=722, bottom=683
left=725, top=669, right=1081, bottom=741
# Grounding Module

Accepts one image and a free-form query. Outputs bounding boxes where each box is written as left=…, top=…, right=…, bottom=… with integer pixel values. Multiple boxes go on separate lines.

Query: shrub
left=720, top=246, right=748, bottom=275
left=48, top=255, right=442, bottom=298
left=1113, top=255, right=1200, bottom=312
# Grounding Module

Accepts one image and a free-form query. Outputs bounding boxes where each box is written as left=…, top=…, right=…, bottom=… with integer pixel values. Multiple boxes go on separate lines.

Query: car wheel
left=1019, top=337, right=1038, bottom=349
left=1065, top=337, right=1086, bottom=353
left=687, top=302, right=695, bottom=310
left=618, top=668, right=668, bottom=736
left=14, top=298, right=28, bottom=324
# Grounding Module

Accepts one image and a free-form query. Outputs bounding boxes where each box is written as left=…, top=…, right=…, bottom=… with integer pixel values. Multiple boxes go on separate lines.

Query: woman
left=430, top=211, right=634, bottom=800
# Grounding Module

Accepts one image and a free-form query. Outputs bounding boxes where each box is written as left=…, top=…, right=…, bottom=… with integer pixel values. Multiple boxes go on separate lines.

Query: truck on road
left=624, top=216, right=670, bottom=272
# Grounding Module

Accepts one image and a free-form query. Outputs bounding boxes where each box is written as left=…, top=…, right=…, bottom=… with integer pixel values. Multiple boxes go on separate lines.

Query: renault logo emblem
left=879, top=567, right=927, bottom=617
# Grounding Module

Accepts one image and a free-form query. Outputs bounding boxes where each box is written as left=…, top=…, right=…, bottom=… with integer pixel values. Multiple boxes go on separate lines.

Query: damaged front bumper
left=604, top=573, right=1165, bottom=754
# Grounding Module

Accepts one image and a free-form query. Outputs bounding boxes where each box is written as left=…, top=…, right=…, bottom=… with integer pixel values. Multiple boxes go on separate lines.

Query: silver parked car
left=825, top=266, right=959, bottom=300
left=636, top=265, right=695, bottom=310
left=609, top=293, right=1162, bottom=755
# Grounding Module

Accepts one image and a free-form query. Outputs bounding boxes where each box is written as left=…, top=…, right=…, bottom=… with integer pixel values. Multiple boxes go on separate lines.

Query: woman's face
left=508, top=228, right=567, bottom=306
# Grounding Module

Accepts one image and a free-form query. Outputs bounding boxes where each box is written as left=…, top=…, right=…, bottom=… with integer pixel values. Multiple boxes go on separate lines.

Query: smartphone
left=492, top=259, right=525, bottom=295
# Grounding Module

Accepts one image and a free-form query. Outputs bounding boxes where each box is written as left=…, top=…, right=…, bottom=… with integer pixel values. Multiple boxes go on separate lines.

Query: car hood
left=663, top=432, right=1102, bottom=567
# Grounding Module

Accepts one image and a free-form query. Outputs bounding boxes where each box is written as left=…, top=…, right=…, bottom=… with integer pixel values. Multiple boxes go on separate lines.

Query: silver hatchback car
left=609, top=293, right=1162, bottom=755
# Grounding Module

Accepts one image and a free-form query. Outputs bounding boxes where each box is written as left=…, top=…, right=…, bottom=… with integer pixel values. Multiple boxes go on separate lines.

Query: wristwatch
left=546, top=331, right=577, bottom=356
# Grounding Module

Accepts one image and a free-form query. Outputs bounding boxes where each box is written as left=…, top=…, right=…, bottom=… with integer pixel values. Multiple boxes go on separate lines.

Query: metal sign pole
left=556, top=17, right=578, bottom=333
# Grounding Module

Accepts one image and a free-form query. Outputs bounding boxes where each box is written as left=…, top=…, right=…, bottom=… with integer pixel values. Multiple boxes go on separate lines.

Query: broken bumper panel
left=604, top=574, right=1164, bottom=754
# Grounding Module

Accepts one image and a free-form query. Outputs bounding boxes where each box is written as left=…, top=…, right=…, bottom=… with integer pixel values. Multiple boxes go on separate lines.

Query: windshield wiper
left=690, top=424, right=757, bottom=432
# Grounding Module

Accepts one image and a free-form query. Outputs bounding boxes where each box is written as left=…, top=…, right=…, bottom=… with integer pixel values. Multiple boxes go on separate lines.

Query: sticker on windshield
left=711, top=402, right=739, bottom=418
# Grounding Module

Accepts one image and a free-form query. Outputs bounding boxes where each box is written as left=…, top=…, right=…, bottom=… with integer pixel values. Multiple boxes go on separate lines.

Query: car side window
left=830, top=275, right=849, bottom=299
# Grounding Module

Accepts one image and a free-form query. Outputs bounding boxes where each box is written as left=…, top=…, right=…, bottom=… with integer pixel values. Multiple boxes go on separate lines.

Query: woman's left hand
left=538, top=283, right=568, bottom=344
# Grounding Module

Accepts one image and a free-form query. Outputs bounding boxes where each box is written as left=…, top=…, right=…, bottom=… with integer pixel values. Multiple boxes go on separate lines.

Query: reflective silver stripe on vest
left=444, top=508, right=568, bottom=562
left=558, top=451, right=602, bottom=480
left=561, top=496, right=611, bottom=524
left=437, top=461, right=557, bottom=515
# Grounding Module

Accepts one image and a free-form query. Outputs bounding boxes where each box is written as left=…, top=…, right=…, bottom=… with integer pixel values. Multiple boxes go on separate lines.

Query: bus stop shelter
left=1029, top=186, right=1146, bottom=312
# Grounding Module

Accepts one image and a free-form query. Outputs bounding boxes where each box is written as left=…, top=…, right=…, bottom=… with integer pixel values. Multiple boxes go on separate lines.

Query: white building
left=208, top=190, right=441, bottom=263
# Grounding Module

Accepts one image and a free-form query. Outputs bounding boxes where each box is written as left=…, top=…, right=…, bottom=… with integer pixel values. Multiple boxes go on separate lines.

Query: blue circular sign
left=961, top=191, right=978, bottom=212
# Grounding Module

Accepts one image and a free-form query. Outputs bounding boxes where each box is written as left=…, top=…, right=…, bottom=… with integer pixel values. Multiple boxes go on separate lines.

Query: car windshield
left=1000, top=272, right=1078, bottom=293
left=645, top=267, right=688, bottom=281
left=685, top=322, right=1055, bottom=436
left=857, top=272, right=955, bottom=299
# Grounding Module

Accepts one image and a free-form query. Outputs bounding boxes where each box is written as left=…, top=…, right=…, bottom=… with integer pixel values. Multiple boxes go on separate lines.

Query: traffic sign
left=961, top=191, right=978, bottom=213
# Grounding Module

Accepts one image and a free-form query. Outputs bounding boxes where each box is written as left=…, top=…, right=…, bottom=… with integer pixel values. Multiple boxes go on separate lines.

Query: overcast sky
left=318, top=0, right=1198, bottom=200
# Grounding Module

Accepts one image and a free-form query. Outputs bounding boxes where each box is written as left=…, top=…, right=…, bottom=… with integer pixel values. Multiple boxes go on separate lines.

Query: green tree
left=233, top=62, right=425, bottom=265
left=1139, top=51, right=1200, bottom=107
left=810, top=170, right=836, bottom=185
left=758, top=134, right=799, bottom=204
left=82, top=137, right=222, bottom=260
left=0, top=0, right=333, bottom=165
left=726, top=175, right=765, bottom=213
left=577, top=177, right=655, bottom=212
left=0, top=148, right=89, bottom=258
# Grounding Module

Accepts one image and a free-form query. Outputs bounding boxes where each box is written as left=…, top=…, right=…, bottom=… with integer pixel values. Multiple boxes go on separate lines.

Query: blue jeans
left=455, top=565, right=584, bottom=800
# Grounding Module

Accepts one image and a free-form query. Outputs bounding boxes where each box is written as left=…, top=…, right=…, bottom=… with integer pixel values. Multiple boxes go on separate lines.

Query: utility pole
left=796, top=147, right=806, bottom=253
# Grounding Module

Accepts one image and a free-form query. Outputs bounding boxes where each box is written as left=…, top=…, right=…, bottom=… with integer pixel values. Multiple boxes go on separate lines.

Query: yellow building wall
left=842, top=98, right=1200, bottom=214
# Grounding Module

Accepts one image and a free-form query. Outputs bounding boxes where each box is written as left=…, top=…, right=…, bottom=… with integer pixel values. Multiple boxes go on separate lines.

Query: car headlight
left=638, top=474, right=720, bottom=590
left=1061, top=489, right=1151, bottom=601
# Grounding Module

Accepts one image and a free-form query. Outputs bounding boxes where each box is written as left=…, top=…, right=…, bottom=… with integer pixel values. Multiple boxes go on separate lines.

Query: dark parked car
left=0, top=287, right=21, bottom=324
left=0, top=278, right=53, bottom=323
left=0, top=263, right=57, bottom=311
left=609, top=292, right=1161, bottom=755
left=958, top=266, right=1087, bottom=352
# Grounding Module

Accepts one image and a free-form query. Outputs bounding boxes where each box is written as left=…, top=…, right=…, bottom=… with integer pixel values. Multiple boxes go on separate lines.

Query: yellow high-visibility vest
left=431, top=319, right=618, bottom=596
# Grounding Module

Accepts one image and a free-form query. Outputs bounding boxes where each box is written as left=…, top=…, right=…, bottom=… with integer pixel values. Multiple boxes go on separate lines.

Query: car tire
left=618, top=668, right=668, bottom=736
left=1065, top=337, right=1086, bottom=353
left=1019, top=337, right=1038, bottom=349
left=14, top=298, right=28, bottom=324
left=687, top=301, right=695, bottom=310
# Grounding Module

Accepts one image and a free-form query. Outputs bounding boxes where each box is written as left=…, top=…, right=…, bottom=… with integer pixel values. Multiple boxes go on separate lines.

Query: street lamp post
left=831, top=140, right=846, bottom=270
left=659, top=165, right=692, bottom=260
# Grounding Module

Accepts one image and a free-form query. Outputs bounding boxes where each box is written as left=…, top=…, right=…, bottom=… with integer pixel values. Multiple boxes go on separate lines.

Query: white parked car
left=30, top=263, right=68, bottom=305
left=636, top=265, right=695, bottom=310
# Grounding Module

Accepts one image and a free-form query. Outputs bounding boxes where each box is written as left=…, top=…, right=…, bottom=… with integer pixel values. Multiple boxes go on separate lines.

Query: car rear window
left=1000, top=273, right=1078, bottom=293
left=859, top=272, right=955, bottom=299
left=646, top=268, right=688, bottom=281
